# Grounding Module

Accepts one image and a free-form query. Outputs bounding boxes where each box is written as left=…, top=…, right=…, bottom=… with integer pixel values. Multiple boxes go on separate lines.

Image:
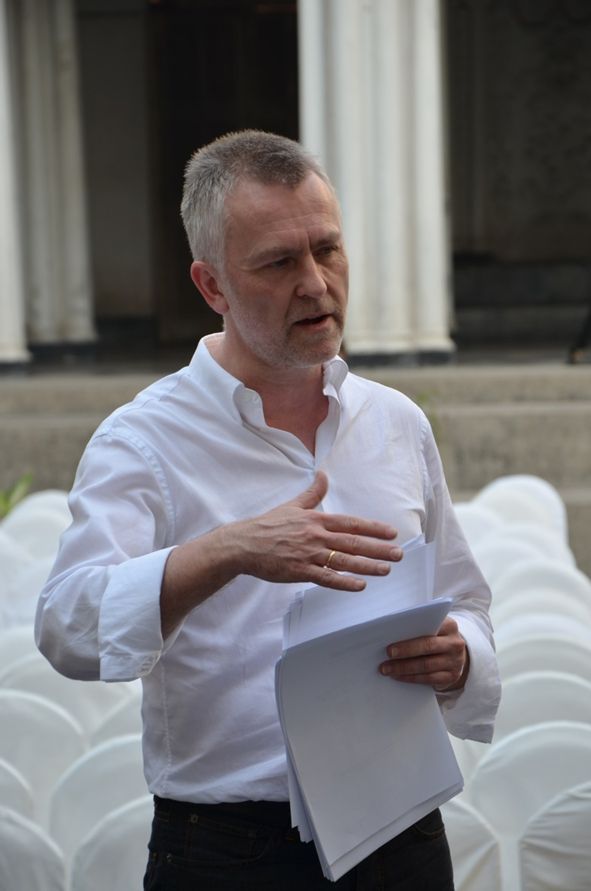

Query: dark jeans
left=143, top=797, right=455, bottom=890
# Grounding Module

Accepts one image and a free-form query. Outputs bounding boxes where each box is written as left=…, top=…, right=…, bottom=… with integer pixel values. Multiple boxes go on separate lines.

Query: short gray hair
left=180, top=129, right=336, bottom=269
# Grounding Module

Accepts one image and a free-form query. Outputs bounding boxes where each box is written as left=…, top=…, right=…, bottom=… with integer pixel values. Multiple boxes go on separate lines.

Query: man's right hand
left=228, top=470, right=402, bottom=590
left=161, top=471, right=402, bottom=636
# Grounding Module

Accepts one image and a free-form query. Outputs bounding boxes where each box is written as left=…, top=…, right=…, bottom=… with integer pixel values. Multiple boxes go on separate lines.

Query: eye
left=267, top=256, right=290, bottom=270
left=315, top=243, right=338, bottom=258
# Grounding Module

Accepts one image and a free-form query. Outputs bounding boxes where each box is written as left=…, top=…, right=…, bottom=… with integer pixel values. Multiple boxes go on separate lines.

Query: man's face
left=215, top=173, right=348, bottom=373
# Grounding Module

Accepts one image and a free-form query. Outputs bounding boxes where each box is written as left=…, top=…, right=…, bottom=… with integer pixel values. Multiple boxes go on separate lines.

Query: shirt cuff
left=98, top=546, right=176, bottom=681
left=438, top=612, right=502, bottom=743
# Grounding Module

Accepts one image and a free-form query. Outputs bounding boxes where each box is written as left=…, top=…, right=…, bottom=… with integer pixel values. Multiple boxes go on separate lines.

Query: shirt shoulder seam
left=92, top=425, right=177, bottom=541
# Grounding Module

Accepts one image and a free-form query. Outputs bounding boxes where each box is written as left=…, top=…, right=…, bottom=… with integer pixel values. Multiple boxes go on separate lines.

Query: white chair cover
left=490, top=558, right=591, bottom=612
left=0, top=505, right=70, bottom=560
left=468, top=721, right=591, bottom=890
left=493, top=671, right=591, bottom=740
left=0, top=805, right=66, bottom=891
left=90, top=686, right=143, bottom=745
left=469, top=538, right=542, bottom=589
left=494, top=611, right=591, bottom=647
left=0, top=650, right=135, bottom=737
left=441, top=797, right=502, bottom=891
left=69, top=795, right=153, bottom=891
left=472, top=522, right=575, bottom=569
left=490, top=587, right=591, bottom=630
left=452, top=502, right=502, bottom=549
left=520, top=781, right=591, bottom=891
left=5, top=489, right=71, bottom=526
left=0, top=757, right=34, bottom=819
left=49, top=733, right=146, bottom=867
left=0, top=490, right=69, bottom=625
left=496, top=633, right=591, bottom=683
left=0, top=531, right=34, bottom=628
left=0, top=528, right=34, bottom=582
left=448, top=735, right=490, bottom=787
left=0, top=689, right=86, bottom=827
left=0, top=624, right=39, bottom=668
left=474, top=475, right=568, bottom=540
left=1, top=555, right=56, bottom=626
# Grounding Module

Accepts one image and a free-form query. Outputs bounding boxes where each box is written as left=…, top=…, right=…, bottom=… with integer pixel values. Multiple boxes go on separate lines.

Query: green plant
left=0, top=473, right=33, bottom=519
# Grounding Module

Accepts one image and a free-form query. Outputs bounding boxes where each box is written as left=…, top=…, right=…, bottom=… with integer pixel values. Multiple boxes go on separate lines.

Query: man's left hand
left=378, top=617, right=469, bottom=692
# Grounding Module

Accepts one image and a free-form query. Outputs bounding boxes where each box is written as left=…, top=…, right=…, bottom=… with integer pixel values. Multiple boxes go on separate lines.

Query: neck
left=261, top=374, right=329, bottom=454
left=205, top=333, right=329, bottom=453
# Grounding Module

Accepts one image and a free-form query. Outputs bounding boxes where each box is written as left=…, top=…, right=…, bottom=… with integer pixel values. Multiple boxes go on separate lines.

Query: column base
left=417, top=349, right=456, bottom=366
left=0, top=360, right=31, bottom=375
left=0, top=346, right=31, bottom=368
left=348, top=349, right=456, bottom=368
left=29, top=341, right=97, bottom=366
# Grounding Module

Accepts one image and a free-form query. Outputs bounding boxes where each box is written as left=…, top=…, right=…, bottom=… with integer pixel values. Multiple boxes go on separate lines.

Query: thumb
left=292, top=471, right=328, bottom=511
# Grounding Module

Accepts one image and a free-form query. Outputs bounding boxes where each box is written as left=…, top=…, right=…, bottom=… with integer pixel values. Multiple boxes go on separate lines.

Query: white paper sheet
left=275, top=542, right=463, bottom=881
left=283, top=539, right=436, bottom=648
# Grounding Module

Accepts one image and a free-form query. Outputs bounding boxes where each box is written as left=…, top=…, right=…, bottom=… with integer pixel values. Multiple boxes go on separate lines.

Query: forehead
left=224, top=173, right=341, bottom=254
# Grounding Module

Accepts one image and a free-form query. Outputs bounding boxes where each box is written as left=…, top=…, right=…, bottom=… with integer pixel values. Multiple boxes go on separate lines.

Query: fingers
left=234, top=471, right=402, bottom=589
left=323, top=534, right=403, bottom=564
left=378, top=618, right=468, bottom=691
left=323, top=513, right=399, bottom=543
left=291, top=547, right=401, bottom=592
left=320, top=547, right=402, bottom=577
left=278, top=473, right=401, bottom=567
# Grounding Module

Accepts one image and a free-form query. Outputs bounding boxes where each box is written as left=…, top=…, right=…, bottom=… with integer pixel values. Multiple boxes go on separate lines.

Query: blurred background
left=2, top=0, right=591, bottom=367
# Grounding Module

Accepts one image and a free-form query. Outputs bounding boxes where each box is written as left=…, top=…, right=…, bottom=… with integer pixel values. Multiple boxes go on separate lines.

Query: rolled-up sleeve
left=35, top=430, right=177, bottom=682
left=420, top=414, right=502, bottom=743
left=438, top=612, right=502, bottom=742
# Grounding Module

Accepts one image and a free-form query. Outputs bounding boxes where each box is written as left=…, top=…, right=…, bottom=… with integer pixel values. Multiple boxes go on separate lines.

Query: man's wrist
left=437, top=643, right=470, bottom=693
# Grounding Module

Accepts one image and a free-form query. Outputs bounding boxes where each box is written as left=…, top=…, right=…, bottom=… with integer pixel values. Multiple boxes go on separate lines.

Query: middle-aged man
left=36, top=130, right=501, bottom=890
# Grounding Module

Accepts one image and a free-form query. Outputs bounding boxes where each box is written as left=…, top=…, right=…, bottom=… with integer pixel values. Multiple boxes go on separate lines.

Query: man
left=36, top=130, right=500, bottom=889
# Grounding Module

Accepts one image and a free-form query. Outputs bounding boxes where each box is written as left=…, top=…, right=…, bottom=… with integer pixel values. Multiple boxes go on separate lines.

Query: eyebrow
left=248, top=229, right=342, bottom=267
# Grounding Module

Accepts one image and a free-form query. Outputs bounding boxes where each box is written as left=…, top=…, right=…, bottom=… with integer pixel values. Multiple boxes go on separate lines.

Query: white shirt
left=36, top=335, right=500, bottom=803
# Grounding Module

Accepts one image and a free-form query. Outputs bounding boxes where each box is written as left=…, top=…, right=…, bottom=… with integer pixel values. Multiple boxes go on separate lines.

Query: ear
left=190, top=261, right=230, bottom=315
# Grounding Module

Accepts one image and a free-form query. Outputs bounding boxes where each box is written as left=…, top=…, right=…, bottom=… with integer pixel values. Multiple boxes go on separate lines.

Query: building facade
left=1, top=0, right=590, bottom=368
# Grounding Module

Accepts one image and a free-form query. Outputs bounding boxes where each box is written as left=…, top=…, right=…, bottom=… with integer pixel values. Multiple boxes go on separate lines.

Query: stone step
left=7, top=401, right=586, bottom=488
left=1, top=364, right=588, bottom=574
left=359, top=363, right=591, bottom=405
left=1, top=394, right=588, bottom=491
left=1, top=362, right=590, bottom=413
left=434, top=401, right=591, bottom=492
left=0, top=414, right=99, bottom=493
left=0, top=373, right=159, bottom=415
left=2, top=403, right=587, bottom=491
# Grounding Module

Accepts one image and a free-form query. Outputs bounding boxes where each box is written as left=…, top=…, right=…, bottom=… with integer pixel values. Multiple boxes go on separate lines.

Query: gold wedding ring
left=324, top=549, right=337, bottom=570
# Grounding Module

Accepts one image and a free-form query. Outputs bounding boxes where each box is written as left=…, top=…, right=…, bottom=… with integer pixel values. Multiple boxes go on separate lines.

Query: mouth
left=293, top=313, right=332, bottom=328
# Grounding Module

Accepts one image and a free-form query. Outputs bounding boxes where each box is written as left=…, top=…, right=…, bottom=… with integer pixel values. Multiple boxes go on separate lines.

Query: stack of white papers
left=275, top=542, right=463, bottom=882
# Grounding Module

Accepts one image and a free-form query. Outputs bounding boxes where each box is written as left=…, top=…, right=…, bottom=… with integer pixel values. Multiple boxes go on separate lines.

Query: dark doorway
left=444, top=0, right=591, bottom=349
left=147, top=0, right=299, bottom=345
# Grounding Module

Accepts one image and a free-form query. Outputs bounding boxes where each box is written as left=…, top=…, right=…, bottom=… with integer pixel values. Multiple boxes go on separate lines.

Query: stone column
left=54, top=0, right=96, bottom=342
left=411, top=0, right=455, bottom=355
left=0, top=0, right=29, bottom=365
left=298, top=0, right=454, bottom=363
left=19, top=0, right=95, bottom=346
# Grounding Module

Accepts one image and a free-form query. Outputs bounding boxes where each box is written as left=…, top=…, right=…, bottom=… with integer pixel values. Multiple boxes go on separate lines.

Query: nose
left=295, top=253, right=328, bottom=299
